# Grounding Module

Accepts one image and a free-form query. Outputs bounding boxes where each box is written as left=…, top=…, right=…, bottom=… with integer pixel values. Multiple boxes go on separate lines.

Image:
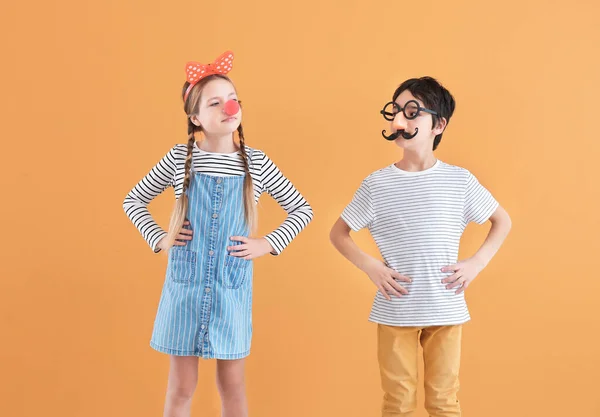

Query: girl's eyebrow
left=207, top=92, right=237, bottom=101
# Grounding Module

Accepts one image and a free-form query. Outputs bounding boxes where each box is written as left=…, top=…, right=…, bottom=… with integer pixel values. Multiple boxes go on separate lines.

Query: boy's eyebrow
left=207, top=92, right=237, bottom=101
left=395, top=100, right=422, bottom=107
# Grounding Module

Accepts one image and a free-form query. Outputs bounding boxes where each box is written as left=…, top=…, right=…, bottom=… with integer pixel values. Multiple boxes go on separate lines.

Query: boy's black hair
left=393, top=77, right=456, bottom=150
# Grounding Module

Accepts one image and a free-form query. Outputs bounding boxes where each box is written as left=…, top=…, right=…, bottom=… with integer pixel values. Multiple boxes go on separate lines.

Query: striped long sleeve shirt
left=123, top=142, right=313, bottom=254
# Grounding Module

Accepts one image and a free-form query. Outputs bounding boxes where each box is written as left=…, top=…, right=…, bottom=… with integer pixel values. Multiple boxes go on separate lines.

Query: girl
left=123, top=51, right=313, bottom=417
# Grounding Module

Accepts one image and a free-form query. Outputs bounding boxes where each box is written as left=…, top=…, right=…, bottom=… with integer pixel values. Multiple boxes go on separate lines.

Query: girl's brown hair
left=162, top=74, right=256, bottom=251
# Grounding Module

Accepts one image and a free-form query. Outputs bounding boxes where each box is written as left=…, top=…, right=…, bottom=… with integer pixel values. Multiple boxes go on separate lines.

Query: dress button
left=209, top=250, right=214, bottom=256
left=212, top=213, right=218, bottom=219
left=205, top=287, right=211, bottom=293
left=216, top=178, right=222, bottom=184
left=201, top=324, right=205, bottom=329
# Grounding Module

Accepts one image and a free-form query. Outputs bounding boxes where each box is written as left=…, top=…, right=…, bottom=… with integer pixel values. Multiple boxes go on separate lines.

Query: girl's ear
left=190, top=115, right=201, bottom=127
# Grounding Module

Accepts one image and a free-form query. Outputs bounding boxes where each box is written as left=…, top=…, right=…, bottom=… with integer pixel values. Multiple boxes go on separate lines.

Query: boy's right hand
left=157, top=221, right=194, bottom=251
left=364, top=259, right=411, bottom=301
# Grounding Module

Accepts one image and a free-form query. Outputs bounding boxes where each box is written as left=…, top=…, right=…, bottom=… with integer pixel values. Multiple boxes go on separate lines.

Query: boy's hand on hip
left=441, top=257, right=485, bottom=294
left=228, top=236, right=273, bottom=260
left=365, top=259, right=411, bottom=301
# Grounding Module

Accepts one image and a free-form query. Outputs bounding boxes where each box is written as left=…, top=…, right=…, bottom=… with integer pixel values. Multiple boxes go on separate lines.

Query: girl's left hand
left=441, top=257, right=485, bottom=294
left=228, top=237, right=274, bottom=260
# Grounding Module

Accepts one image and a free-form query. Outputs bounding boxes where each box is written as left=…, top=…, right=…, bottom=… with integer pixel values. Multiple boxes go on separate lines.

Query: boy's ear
left=433, top=117, right=447, bottom=135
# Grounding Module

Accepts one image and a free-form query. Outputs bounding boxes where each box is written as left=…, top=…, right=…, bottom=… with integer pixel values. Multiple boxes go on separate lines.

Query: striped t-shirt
left=123, top=142, right=313, bottom=254
left=341, top=160, right=498, bottom=327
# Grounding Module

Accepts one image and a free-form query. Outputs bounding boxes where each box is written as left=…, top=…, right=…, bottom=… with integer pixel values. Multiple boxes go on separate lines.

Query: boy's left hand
left=228, top=236, right=274, bottom=260
left=441, top=257, right=485, bottom=294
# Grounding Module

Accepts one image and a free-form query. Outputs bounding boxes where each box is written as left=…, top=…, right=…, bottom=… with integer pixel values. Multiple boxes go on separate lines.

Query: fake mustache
left=381, top=128, right=419, bottom=141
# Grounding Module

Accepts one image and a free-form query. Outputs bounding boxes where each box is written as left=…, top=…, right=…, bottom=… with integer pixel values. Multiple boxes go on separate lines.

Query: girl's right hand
left=364, top=259, right=411, bottom=301
left=157, top=221, right=194, bottom=251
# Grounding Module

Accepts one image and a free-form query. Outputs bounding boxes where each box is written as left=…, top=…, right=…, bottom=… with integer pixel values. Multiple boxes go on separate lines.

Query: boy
left=330, top=77, right=512, bottom=416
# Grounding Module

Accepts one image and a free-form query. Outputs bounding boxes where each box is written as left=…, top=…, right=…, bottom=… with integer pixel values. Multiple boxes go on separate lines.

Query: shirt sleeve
left=259, top=152, right=314, bottom=256
left=122, top=146, right=178, bottom=252
left=341, top=179, right=375, bottom=231
left=464, top=171, right=499, bottom=224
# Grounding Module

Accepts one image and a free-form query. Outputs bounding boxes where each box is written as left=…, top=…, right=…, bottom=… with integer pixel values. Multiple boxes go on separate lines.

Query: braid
left=237, top=124, right=257, bottom=233
left=183, top=120, right=196, bottom=192
left=237, top=124, right=250, bottom=175
left=163, top=120, right=196, bottom=252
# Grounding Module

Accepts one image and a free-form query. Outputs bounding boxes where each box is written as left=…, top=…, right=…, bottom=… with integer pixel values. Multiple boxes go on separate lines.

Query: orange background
left=2, top=1, right=599, bottom=416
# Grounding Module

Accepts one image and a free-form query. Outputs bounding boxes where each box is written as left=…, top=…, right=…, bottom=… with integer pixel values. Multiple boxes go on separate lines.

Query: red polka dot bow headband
left=183, top=51, right=234, bottom=102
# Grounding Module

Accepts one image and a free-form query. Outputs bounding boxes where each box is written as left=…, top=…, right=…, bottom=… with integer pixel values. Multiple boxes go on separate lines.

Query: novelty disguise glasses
left=380, top=100, right=438, bottom=141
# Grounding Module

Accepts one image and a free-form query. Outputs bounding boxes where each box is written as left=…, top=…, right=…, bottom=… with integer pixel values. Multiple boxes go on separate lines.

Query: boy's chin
left=394, top=137, right=434, bottom=151
left=394, top=137, right=411, bottom=148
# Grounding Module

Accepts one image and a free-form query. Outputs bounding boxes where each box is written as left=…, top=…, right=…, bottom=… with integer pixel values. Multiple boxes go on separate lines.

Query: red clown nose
left=224, top=100, right=240, bottom=116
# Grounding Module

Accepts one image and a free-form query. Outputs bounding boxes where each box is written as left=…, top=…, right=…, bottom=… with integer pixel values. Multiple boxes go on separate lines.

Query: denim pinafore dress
left=150, top=171, right=253, bottom=359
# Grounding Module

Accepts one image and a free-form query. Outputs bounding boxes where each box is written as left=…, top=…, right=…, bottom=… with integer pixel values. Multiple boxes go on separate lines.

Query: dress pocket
left=168, top=249, right=197, bottom=284
left=224, top=255, right=252, bottom=289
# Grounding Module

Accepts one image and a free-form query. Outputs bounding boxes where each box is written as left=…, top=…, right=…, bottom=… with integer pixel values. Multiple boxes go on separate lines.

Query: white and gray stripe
left=341, top=160, right=498, bottom=327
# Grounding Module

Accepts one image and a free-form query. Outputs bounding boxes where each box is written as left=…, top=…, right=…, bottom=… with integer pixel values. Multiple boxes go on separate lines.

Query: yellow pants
left=377, top=324, right=463, bottom=417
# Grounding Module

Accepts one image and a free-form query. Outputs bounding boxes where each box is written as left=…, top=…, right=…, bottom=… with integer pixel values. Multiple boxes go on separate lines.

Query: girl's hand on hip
left=227, top=236, right=273, bottom=260
left=157, top=220, right=193, bottom=250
